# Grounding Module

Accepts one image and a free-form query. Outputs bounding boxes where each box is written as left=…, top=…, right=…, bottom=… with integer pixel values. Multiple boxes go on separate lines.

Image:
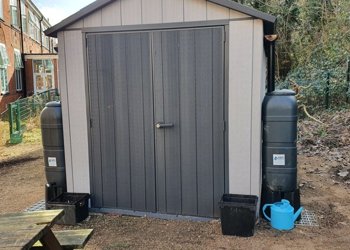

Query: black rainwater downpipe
left=265, top=34, right=278, bottom=93
left=18, top=0, right=27, bottom=97
left=40, top=16, right=44, bottom=54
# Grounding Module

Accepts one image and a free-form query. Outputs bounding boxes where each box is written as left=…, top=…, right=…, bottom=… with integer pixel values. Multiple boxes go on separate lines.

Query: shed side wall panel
left=57, top=31, right=74, bottom=192
left=65, top=0, right=249, bottom=30
left=250, top=19, right=265, bottom=196
left=228, top=20, right=254, bottom=194
left=62, top=30, right=91, bottom=193
left=101, top=0, right=122, bottom=26
left=69, top=20, right=83, bottom=29
left=230, top=9, right=250, bottom=19
left=121, top=0, right=142, bottom=25
left=83, top=9, right=102, bottom=28
left=207, top=2, right=230, bottom=20
left=142, top=0, right=163, bottom=24
left=184, top=0, right=207, bottom=21
left=162, top=0, right=184, bottom=23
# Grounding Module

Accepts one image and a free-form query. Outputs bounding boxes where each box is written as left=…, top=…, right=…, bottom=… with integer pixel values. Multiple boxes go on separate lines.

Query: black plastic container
left=219, top=194, right=258, bottom=237
left=47, top=193, right=90, bottom=225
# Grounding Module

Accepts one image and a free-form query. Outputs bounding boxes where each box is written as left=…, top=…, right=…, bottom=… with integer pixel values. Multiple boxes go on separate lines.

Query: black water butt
left=41, top=101, right=67, bottom=203
left=261, top=90, right=301, bottom=218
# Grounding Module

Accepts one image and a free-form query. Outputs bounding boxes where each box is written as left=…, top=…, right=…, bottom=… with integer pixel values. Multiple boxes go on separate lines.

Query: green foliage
left=235, top=0, right=350, bottom=110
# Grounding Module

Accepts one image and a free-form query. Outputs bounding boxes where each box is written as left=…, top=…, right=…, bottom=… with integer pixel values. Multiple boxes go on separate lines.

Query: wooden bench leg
left=39, top=229, right=63, bottom=250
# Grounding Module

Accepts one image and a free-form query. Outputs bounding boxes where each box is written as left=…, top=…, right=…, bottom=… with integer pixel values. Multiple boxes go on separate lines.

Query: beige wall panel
left=57, top=31, right=74, bottom=192
left=207, top=2, right=229, bottom=20
left=142, top=0, right=162, bottom=24
left=63, top=30, right=90, bottom=193
left=184, top=0, right=207, bottom=22
left=83, top=10, right=102, bottom=28
left=67, top=20, right=83, bottom=29
left=250, top=19, right=265, bottom=197
left=230, top=9, right=249, bottom=19
left=102, top=0, right=122, bottom=26
left=121, top=0, right=142, bottom=25
left=162, top=0, right=184, bottom=23
left=228, top=20, right=254, bottom=195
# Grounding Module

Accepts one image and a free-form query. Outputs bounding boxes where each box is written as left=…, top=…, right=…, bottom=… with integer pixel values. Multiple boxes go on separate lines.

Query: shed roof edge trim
left=45, top=0, right=276, bottom=38
left=208, top=0, right=276, bottom=23
left=45, top=0, right=113, bottom=37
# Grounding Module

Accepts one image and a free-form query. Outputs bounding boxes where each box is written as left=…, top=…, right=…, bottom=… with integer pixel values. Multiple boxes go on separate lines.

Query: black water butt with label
left=261, top=35, right=301, bottom=219
left=261, top=90, right=300, bottom=218
left=41, top=101, right=67, bottom=205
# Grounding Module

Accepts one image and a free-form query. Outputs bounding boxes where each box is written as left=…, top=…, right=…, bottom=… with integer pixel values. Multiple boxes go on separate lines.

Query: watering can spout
left=293, top=207, right=304, bottom=222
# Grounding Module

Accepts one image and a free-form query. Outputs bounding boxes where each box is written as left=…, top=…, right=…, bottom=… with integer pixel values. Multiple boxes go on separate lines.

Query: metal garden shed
left=46, top=0, right=276, bottom=218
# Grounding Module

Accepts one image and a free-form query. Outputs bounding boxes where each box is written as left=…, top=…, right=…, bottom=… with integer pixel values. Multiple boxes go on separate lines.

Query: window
left=29, top=10, right=40, bottom=42
left=10, top=0, right=18, bottom=27
left=14, top=49, right=23, bottom=91
left=42, top=24, right=50, bottom=49
left=0, top=43, right=9, bottom=94
left=21, top=0, right=27, bottom=33
left=0, top=0, right=3, bottom=20
left=33, top=59, right=55, bottom=93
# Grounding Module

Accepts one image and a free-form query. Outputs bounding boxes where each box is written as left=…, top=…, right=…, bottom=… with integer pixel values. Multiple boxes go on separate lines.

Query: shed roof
left=45, top=0, right=276, bottom=37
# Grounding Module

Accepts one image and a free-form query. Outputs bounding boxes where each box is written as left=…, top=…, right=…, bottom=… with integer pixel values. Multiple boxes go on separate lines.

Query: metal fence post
left=9, top=102, right=23, bottom=144
left=31, top=97, right=35, bottom=116
left=16, top=101, right=21, bottom=131
left=8, top=103, right=14, bottom=135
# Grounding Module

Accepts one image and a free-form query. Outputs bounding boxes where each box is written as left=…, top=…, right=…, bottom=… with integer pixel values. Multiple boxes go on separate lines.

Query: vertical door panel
left=161, top=31, right=182, bottom=214
left=96, top=34, right=117, bottom=208
left=178, top=30, right=198, bottom=216
left=141, top=34, right=157, bottom=212
left=125, top=33, right=147, bottom=211
left=153, top=32, right=167, bottom=213
left=88, top=32, right=155, bottom=212
left=112, top=34, right=132, bottom=209
left=87, top=35, right=103, bottom=208
left=154, top=27, right=225, bottom=217
left=212, top=28, right=226, bottom=217
left=195, top=29, right=214, bottom=217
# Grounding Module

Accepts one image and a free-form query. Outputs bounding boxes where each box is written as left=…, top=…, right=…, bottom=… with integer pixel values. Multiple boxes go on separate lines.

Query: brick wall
left=0, top=1, right=53, bottom=114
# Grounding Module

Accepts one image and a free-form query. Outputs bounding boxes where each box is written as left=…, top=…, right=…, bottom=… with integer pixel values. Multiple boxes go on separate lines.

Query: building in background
left=0, top=0, right=58, bottom=114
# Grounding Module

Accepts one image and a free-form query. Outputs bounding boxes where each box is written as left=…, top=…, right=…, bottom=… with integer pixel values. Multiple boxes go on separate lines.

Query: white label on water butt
left=48, top=157, right=57, bottom=167
left=273, top=154, right=285, bottom=166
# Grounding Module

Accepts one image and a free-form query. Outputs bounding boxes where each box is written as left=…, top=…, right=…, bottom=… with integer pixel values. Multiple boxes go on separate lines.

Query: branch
left=299, top=105, right=324, bottom=125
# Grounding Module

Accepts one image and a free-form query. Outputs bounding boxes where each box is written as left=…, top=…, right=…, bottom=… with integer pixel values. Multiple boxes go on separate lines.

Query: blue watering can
left=262, top=199, right=303, bottom=230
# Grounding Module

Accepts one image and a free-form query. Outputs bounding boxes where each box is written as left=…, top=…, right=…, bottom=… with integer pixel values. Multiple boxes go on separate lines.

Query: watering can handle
left=262, top=204, right=272, bottom=221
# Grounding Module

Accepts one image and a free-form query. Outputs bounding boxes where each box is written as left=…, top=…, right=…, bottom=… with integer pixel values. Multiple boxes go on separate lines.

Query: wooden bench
left=32, top=229, right=93, bottom=250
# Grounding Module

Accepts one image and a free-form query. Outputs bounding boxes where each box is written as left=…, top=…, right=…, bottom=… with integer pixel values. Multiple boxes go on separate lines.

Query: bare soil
left=0, top=110, right=350, bottom=249
left=0, top=147, right=45, bottom=213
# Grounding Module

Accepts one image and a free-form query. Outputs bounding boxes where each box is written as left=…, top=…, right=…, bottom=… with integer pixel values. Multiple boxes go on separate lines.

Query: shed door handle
left=155, top=122, right=174, bottom=129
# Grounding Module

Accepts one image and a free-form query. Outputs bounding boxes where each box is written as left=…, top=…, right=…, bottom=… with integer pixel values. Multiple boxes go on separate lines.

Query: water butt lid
left=268, top=89, right=296, bottom=96
left=46, top=101, right=61, bottom=108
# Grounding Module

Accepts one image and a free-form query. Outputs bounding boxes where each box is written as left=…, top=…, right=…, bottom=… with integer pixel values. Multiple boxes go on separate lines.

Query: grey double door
left=87, top=26, right=225, bottom=218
